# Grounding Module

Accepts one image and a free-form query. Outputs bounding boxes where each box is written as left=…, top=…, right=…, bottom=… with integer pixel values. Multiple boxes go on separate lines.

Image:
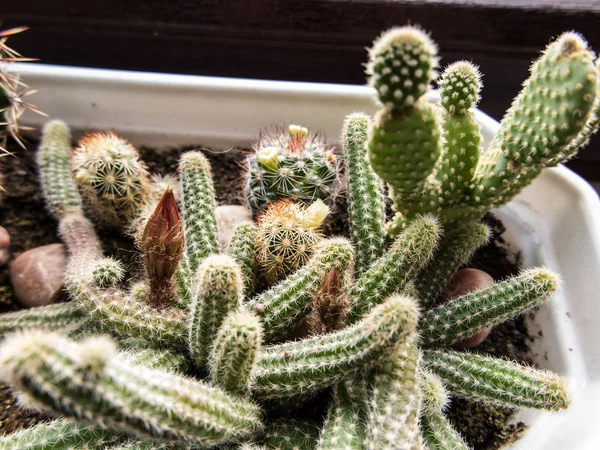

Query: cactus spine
left=0, top=302, right=88, bottom=335
left=188, top=254, right=243, bottom=368
left=342, top=113, right=386, bottom=276
left=249, top=238, right=354, bottom=341
left=227, top=222, right=258, bottom=296
left=209, top=309, right=263, bottom=395
left=421, top=412, right=470, bottom=450
left=0, top=331, right=262, bottom=446
left=424, top=350, right=570, bottom=411
left=263, top=420, right=320, bottom=450
left=420, top=268, right=559, bottom=346
left=252, top=295, right=419, bottom=400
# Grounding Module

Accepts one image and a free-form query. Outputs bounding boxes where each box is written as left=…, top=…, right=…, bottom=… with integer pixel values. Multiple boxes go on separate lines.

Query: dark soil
left=0, top=139, right=531, bottom=448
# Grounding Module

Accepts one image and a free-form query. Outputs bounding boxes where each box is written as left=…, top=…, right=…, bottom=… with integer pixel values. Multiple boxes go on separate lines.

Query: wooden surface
left=3, top=0, right=600, bottom=178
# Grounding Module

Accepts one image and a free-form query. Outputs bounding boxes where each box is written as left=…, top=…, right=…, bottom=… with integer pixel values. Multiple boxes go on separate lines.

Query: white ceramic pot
left=12, top=63, right=600, bottom=449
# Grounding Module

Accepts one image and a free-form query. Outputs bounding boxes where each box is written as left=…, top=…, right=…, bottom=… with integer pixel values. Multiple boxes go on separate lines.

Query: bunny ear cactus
left=366, top=27, right=600, bottom=234
left=244, top=124, right=342, bottom=213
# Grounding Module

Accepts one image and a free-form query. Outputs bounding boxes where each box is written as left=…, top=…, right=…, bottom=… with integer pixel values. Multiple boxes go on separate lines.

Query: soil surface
left=0, top=140, right=534, bottom=448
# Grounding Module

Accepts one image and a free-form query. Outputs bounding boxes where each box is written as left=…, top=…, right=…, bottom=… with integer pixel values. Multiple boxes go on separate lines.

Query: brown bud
left=140, top=189, right=184, bottom=308
left=442, top=268, right=495, bottom=349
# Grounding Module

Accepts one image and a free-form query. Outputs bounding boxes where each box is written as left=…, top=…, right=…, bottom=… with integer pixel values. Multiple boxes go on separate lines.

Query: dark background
left=3, top=0, right=600, bottom=182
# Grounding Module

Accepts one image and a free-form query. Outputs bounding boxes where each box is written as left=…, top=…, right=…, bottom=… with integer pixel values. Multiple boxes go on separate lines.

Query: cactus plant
left=244, top=125, right=342, bottom=213
left=72, top=131, right=151, bottom=228
left=365, top=27, right=599, bottom=234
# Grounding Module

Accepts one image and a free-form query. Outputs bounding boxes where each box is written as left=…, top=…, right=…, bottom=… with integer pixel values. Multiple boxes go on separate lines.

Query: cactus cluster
left=366, top=27, right=599, bottom=235
left=1, top=23, right=598, bottom=450
left=244, top=125, right=342, bottom=214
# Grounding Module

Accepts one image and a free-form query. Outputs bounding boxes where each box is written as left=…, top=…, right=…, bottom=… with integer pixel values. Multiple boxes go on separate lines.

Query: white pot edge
left=9, top=62, right=600, bottom=449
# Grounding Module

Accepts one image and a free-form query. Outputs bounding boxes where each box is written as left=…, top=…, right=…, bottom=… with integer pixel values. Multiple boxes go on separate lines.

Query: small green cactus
left=244, top=125, right=342, bottom=213
left=72, top=131, right=151, bottom=228
left=227, top=222, right=258, bottom=296
left=0, top=301, right=88, bottom=335
left=421, top=411, right=470, bottom=450
left=255, top=199, right=329, bottom=283
left=263, top=420, right=320, bottom=450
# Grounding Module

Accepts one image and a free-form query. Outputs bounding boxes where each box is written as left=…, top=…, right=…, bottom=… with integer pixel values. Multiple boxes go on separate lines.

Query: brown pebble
left=443, top=268, right=495, bottom=349
left=0, top=226, right=10, bottom=266
left=10, top=243, right=68, bottom=308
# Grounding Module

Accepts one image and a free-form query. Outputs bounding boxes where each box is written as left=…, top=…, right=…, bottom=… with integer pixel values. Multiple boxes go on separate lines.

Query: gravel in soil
left=0, top=140, right=533, bottom=448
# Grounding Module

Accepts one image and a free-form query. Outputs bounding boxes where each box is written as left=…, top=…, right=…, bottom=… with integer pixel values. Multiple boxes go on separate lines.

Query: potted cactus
left=0, top=24, right=599, bottom=450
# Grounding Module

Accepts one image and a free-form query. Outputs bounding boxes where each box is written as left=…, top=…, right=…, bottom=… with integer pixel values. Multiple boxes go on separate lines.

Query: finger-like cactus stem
left=0, top=331, right=263, bottom=446
left=188, top=254, right=243, bottom=368
left=58, top=213, right=102, bottom=263
left=227, top=223, right=257, bottom=296
left=421, top=411, right=470, bottom=450
left=252, top=295, right=419, bottom=400
left=317, top=379, right=368, bottom=450
left=420, top=268, right=559, bottom=346
left=416, top=222, right=491, bottom=307
left=420, top=369, right=450, bottom=416
left=264, top=420, right=320, bottom=450
left=365, top=345, right=423, bottom=450
left=37, top=120, right=83, bottom=220
left=248, top=238, right=354, bottom=341
left=423, top=350, right=570, bottom=411
left=0, top=419, right=126, bottom=450
left=0, top=302, right=88, bottom=336
left=209, top=309, right=263, bottom=395
left=347, top=215, right=441, bottom=324
left=342, top=113, right=386, bottom=275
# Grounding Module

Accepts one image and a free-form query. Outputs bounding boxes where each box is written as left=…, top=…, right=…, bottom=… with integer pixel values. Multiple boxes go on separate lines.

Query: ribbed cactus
left=416, top=222, right=491, bottom=307
left=0, top=331, right=262, bottom=446
left=0, top=301, right=88, bottom=335
left=227, top=222, right=257, bottom=296
left=244, top=125, right=342, bottom=213
left=188, top=254, right=243, bottom=368
left=346, top=214, right=440, bottom=324
left=317, top=379, right=368, bottom=450
left=255, top=199, right=329, bottom=283
left=364, top=27, right=599, bottom=232
left=249, top=237, right=354, bottom=341
left=342, top=113, right=386, bottom=276
left=252, top=295, right=419, bottom=400
left=263, top=420, right=320, bottom=450
left=0, top=419, right=126, bottom=450
left=365, top=345, right=422, bottom=450
left=420, top=268, right=559, bottom=346
left=421, top=412, right=470, bottom=450
left=72, top=131, right=151, bottom=228
left=37, top=120, right=84, bottom=219
left=209, top=309, right=263, bottom=395
left=420, top=369, right=450, bottom=416
left=424, top=350, right=570, bottom=411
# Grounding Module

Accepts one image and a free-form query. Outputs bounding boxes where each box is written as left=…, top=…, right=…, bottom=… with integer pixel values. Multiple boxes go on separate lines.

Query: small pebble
left=10, top=243, right=67, bottom=308
left=0, top=226, right=10, bottom=266
left=215, top=205, right=253, bottom=249
left=443, top=268, right=495, bottom=349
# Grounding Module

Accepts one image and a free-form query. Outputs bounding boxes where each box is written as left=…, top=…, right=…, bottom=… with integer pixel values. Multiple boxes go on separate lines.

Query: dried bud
left=140, top=188, right=184, bottom=308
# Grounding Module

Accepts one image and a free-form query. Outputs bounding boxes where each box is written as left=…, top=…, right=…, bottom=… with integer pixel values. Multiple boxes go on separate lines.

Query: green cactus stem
left=365, top=345, right=422, bottom=450
left=188, top=254, right=243, bottom=369
left=420, top=369, right=450, bottom=416
left=0, top=331, right=263, bottom=446
left=37, top=120, right=84, bottom=220
left=472, top=32, right=599, bottom=211
left=244, top=125, right=342, bottom=213
left=252, top=294, right=419, bottom=400
left=263, top=420, right=320, bottom=450
left=342, top=113, right=386, bottom=276
left=0, top=302, right=88, bottom=336
left=421, top=411, right=470, bottom=450
left=346, top=214, right=441, bottom=324
left=120, top=347, right=188, bottom=373
left=420, top=267, right=559, bottom=346
left=227, top=222, right=258, bottom=296
left=317, top=379, right=368, bottom=450
left=435, top=62, right=483, bottom=207
left=0, top=419, right=126, bottom=450
left=424, top=349, right=570, bottom=411
left=58, top=213, right=103, bottom=263
left=248, top=237, right=354, bottom=342
left=416, top=222, right=491, bottom=307
left=209, top=309, right=263, bottom=395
